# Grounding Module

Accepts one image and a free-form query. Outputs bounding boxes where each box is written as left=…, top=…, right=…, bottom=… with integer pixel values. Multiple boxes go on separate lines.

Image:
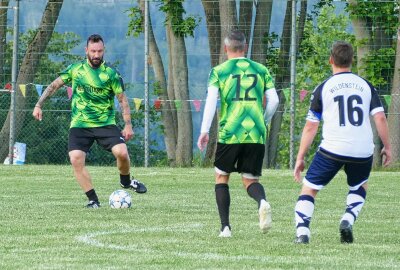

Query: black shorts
left=68, top=125, right=125, bottom=153
left=214, top=143, right=265, bottom=177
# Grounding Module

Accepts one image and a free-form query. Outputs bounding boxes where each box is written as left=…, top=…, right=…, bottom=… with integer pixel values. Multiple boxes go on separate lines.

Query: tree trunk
left=251, top=0, right=273, bottom=63
left=139, top=0, right=177, bottom=165
left=267, top=0, right=293, bottom=168
left=296, top=0, right=307, bottom=53
left=218, top=0, right=237, bottom=63
left=167, top=23, right=193, bottom=166
left=165, top=28, right=178, bottom=139
left=0, top=0, right=64, bottom=161
left=387, top=24, right=400, bottom=165
left=238, top=1, right=253, bottom=43
left=348, top=0, right=383, bottom=167
left=201, top=0, right=220, bottom=166
left=0, top=0, right=9, bottom=86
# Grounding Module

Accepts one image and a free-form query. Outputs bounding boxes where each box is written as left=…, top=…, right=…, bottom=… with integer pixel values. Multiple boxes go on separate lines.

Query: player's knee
left=69, top=151, right=85, bottom=168
left=115, top=148, right=129, bottom=162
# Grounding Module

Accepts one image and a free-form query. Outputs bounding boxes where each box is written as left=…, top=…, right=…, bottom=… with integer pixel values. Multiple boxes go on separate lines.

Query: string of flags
left=1, top=82, right=394, bottom=110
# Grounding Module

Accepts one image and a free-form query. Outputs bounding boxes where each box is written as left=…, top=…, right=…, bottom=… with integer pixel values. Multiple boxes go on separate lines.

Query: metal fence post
left=289, top=0, right=297, bottom=169
left=8, top=0, right=19, bottom=165
left=144, top=0, right=149, bottom=167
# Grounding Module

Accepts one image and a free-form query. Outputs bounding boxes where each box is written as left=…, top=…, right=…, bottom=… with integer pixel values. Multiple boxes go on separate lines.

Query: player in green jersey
left=197, top=30, right=279, bottom=237
left=33, top=34, right=146, bottom=208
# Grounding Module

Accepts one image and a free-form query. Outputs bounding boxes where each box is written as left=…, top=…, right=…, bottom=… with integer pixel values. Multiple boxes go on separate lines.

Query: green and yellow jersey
left=59, top=59, right=124, bottom=128
left=209, top=57, right=275, bottom=144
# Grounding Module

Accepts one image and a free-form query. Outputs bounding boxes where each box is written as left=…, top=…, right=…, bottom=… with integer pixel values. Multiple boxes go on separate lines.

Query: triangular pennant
left=193, top=99, right=201, bottom=112
left=133, top=98, right=142, bottom=112
left=383, top=95, right=392, bottom=108
left=67, top=86, right=72, bottom=100
left=19, top=84, right=26, bottom=97
left=5, top=83, right=12, bottom=90
left=283, top=88, right=290, bottom=102
left=35, top=84, right=43, bottom=96
left=154, top=99, right=161, bottom=110
left=174, top=100, right=182, bottom=111
left=300, top=89, right=308, bottom=102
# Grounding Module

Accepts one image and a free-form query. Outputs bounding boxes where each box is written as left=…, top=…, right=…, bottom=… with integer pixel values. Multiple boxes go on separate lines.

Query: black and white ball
left=109, top=190, right=132, bottom=209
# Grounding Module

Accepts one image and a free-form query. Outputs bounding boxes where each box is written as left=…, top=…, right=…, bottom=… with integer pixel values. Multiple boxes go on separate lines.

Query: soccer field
left=0, top=165, right=399, bottom=269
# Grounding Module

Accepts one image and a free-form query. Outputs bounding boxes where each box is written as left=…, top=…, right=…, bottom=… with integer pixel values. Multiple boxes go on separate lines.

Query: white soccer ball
left=109, top=190, right=132, bottom=209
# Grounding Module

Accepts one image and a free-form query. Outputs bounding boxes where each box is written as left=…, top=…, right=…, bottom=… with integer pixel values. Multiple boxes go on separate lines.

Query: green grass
left=0, top=165, right=399, bottom=269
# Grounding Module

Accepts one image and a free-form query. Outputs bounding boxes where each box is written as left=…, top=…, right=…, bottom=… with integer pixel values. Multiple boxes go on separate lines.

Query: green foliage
left=277, top=5, right=355, bottom=168
left=126, top=6, right=143, bottom=38
left=159, top=0, right=200, bottom=37
left=126, top=1, right=201, bottom=38
left=264, top=32, right=280, bottom=76
left=346, top=1, right=400, bottom=36
left=361, top=47, right=396, bottom=91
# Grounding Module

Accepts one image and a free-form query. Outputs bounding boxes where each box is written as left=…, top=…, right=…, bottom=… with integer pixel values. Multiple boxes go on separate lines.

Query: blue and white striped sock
left=295, top=195, right=315, bottom=237
left=341, top=186, right=367, bottom=226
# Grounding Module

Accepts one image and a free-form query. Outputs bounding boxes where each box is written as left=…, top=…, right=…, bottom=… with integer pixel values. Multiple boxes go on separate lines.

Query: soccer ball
left=109, top=190, right=132, bottom=209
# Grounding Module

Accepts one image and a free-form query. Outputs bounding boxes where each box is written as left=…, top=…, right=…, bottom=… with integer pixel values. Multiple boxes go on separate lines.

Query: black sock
left=247, top=182, right=266, bottom=208
left=120, top=174, right=131, bottom=187
left=215, top=183, right=230, bottom=230
left=85, top=189, right=99, bottom=202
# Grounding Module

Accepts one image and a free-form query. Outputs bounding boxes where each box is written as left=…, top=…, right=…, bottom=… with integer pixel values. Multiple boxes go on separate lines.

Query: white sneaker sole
left=259, top=201, right=272, bottom=233
left=219, top=226, right=232, bottom=237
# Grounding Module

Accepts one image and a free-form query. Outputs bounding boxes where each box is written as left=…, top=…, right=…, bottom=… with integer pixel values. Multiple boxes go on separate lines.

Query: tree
left=347, top=0, right=399, bottom=167
left=129, top=1, right=178, bottom=166
left=128, top=0, right=198, bottom=166
left=266, top=0, right=307, bottom=168
left=0, top=0, right=9, bottom=87
left=279, top=5, right=354, bottom=167
left=387, top=14, right=400, bottom=165
left=0, top=0, right=64, bottom=161
left=200, top=0, right=220, bottom=166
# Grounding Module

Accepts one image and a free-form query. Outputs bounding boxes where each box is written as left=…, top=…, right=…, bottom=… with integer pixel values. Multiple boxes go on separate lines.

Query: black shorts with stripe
left=214, top=143, right=265, bottom=177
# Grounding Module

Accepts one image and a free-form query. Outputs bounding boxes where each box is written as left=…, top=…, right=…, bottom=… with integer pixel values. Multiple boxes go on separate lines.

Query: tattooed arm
left=116, top=92, right=134, bottom=141
left=32, top=77, right=65, bottom=121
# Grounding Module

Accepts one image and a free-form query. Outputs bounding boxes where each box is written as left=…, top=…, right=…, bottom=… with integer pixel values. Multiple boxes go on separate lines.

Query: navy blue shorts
left=304, top=148, right=373, bottom=190
left=214, top=143, right=265, bottom=177
left=68, top=125, right=125, bottom=153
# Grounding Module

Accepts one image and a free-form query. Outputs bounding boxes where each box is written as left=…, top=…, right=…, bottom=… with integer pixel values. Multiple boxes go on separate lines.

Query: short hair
left=224, top=30, right=246, bottom=52
left=330, top=41, right=353, bottom=68
left=87, top=34, right=104, bottom=46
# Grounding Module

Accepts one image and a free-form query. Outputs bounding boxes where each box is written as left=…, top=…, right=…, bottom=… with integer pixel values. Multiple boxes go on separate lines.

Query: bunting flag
left=174, top=100, right=182, bottom=111
left=66, top=87, right=72, bottom=100
left=193, top=99, right=201, bottom=112
left=383, top=95, right=392, bottom=108
left=299, top=89, right=308, bottom=102
left=154, top=99, right=162, bottom=110
left=5, top=83, right=12, bottom=90
left=35, top=84, right=43, bottom=96
left=133, top=98, right=142, bottom=111
left=19, top=84, right=26, bottom=97
left=283, top=88, right=290, bottom=102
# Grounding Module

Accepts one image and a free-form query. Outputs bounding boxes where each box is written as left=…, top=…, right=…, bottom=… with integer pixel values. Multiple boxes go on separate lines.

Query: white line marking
left=75, top=223, right=277, bottom=262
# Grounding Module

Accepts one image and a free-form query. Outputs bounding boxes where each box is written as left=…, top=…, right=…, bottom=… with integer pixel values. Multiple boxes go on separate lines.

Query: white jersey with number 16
left=306, top=71, right=384, bottom=158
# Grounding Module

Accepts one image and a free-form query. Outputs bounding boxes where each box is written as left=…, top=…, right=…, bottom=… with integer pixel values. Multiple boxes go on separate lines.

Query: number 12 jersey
left=208, top=57, right=275, bottom=144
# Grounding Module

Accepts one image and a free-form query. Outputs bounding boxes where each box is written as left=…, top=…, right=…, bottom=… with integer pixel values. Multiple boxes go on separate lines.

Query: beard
left=87, top=55, right=103, bottom=68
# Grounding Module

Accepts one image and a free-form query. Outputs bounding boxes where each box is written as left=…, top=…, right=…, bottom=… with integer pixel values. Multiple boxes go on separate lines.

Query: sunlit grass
left=0, top=165, right=399, bottom=269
